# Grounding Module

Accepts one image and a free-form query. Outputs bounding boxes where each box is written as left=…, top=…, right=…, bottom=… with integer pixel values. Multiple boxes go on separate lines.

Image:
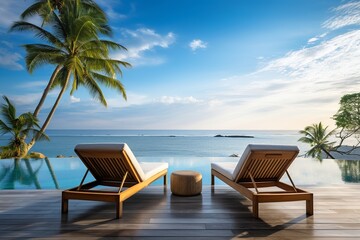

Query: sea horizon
left=41, top=129, right=301, bottom=136
left=1, top=129, right=309, bottom=158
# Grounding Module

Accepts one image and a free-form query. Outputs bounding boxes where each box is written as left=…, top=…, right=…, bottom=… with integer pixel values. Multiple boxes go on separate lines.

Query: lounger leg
left=252, top=196, right=259, bottom=218
left=306, top=195, right=314, bottom=216
left=211, top=174, right=214, bottom=186
left=61, top=197, right=68, bottom=213
left=116, top=201, right=123, bottom=219
left=164, top=174, right=167, bottom=186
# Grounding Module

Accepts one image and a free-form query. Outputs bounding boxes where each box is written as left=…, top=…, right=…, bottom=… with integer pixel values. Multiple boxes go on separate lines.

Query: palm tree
left=0, top=96, right=48, bottom=159
left=10, top=1, right=130, bottom=152
left=20, top=0, right=66, bottom=26
left=19, top=0, right=112, bottom=118
left=298, top=122, right=336, bottom=159
left=20, top=0, right=108, bottom=29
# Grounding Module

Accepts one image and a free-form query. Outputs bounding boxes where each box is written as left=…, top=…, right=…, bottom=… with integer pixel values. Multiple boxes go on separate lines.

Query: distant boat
left=214, top=134, right=254, bottom=138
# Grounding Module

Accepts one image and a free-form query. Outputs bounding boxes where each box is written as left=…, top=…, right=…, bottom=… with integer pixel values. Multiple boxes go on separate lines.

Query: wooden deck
left=1, top=185, right=360, bottom=239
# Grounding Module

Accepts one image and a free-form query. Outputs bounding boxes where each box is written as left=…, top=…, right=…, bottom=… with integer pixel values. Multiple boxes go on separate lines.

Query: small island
left=214, top=134, right=254, bottom=138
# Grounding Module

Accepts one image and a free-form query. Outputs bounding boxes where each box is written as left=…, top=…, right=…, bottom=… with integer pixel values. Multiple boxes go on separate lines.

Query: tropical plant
left=19, top=0, right=111, bottom=118
left=0, top=96, right=48, bottom=159
left=20, top=0, right=108, bottom=29
left=298, top=122, right=336, bottom=159
left=332, top=93, right=360, bottom=149
left=10, top=0, right=130, bottom=152
left=333, top=93, right=360, bottom=130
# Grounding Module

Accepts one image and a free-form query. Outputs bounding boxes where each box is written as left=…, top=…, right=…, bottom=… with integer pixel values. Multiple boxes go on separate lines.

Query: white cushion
left=122, top=143, right=147, bottom=181
left=233, top=144, right=298, bottom=180
left=211, top=162, right=237, bottom=180
left=116, top=143, right=169, bottom=181
left=212, top=144, right=299, bottom=180
left=75, top=143, right=168, bottom=182
left=139, top=162, right=169, bottom=181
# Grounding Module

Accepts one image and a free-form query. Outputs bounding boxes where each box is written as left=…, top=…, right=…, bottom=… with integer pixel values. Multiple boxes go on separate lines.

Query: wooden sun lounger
left=211, top=144, right=313, bottom=218
left=61, top=143, right=168, bottom=218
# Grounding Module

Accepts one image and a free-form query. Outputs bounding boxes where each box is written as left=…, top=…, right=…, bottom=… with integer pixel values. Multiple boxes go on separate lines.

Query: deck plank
left=0, top=185, right=360, bottom=239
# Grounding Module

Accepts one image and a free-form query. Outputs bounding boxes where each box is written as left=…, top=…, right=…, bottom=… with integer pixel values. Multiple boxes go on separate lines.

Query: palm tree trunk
left=27, top=70, right=71, bottom=152
left=33, top=65, right=62, bottom=118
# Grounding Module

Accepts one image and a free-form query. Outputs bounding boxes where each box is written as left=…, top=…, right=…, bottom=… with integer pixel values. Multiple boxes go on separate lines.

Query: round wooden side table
left=170, top=170, right=202, bottom=196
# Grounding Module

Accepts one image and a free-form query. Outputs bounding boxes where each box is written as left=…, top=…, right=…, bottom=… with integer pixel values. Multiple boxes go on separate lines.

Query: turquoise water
left=1, top=130, right=359, bottom=189
left=0, top=156, right=358, bottom=190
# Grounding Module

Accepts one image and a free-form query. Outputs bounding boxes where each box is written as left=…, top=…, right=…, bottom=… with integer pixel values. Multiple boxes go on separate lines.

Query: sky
left=0, top=0, right=360, bottom=130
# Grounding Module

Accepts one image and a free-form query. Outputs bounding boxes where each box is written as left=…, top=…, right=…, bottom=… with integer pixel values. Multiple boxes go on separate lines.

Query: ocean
left=1, top=129, right=359, bottom=189
left=0, top=129, right=309, bottom=158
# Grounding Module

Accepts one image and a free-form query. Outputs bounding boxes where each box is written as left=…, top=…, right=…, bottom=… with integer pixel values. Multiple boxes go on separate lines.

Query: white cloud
left=193, top=1, right=360, bottom=130
left=113, top=28, right=175, bottom=66
left=323, top=1, right=360, bottom=30
left=61, top=21, right=360, bottom=130
left=189, top=39, right=207, bottom=51
left=261, top=30, right=360, bottom=81
left=8, top=93, right=41, bottom=106
left=18, top=81, right=48, bottom=89
left=0, top=48, right=23, bottom=70
left=102, top=94, right=204, bottom=108
left=307, top=37, right=318, bottom=43
left=204, top=27, right=360, bottom=129
left=13, top=1, right=360, bottom=130
left=70, top=96, right=80, bottom=103
left=106, top=92, right=149, bottom=108
left=307, top=33, right=328, bottom=44
left=208, top=99, right=223, bottom=107
left=158, top=96, right=203, bottom=105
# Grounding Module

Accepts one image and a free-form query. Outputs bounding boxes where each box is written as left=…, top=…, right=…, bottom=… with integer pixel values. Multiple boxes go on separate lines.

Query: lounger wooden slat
left=61, top=143, right=168, bottom=219
left=211, top=144, right=313, bottom=218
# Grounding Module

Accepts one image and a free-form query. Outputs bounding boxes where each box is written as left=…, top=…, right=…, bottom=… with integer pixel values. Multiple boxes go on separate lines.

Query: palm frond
left=0, top=119, right=12, bottom=135
left=80, top=71, right=108, bottom=106
left=90, top=72, right=127, bottom=100
left=74, top=19, right=98, bottom=44
left=298, top=122, right=336, bottom=159
left=82, top=0, right=108, bottom=21
left=51, top=67, right=69, bottom=88
left=10, top=21, right=64, bottom=48
left=32, top=129, right=50, bottom=141
left=98, top=40, right=128, bottom=51
left=1, top=96, right=16, bottom=127
left=70, top=57, right=85, bottom=94
left=24, top=45, right=66, bottom=72
left=50, top=11, right=67, bottom=42
left=20, top=1, right=51, bottom=20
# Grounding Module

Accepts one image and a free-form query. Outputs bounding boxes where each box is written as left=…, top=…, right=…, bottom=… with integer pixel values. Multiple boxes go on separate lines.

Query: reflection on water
left=0, top=158, right=59, bottom=189
left=336, top=160, right=360, bottom=183
left=0, top=157, right=359, bottom=189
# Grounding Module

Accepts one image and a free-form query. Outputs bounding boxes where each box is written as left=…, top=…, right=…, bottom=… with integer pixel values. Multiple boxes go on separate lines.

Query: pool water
left=0, top=157, right=358, bottom=189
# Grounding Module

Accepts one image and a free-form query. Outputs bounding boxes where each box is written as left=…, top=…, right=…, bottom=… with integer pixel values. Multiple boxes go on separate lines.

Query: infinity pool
left=0, top=157, right=358, bottom=189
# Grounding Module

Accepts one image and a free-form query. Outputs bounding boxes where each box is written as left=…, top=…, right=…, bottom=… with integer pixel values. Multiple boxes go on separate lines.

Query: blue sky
left=0, top=0, right=360, bottom=130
